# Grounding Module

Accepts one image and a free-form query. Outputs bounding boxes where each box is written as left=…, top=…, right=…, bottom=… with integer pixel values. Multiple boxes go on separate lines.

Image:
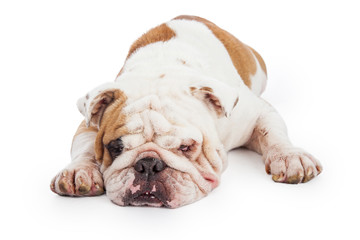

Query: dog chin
left=104, top=167, right=206, bottom=208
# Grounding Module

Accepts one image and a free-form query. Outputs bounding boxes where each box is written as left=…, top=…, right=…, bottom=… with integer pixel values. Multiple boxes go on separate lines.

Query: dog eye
left=106, top=137, right=124, bottom=159
left=179, top=144, right=191, bottom=152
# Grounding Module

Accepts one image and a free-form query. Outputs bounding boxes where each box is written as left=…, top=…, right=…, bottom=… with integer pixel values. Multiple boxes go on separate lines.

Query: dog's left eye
left=179, top=145, right=191, bottom=152
left=106, top=137, right=124, bottom=159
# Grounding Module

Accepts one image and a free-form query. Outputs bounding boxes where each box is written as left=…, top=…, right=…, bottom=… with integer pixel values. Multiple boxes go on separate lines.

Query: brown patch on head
left=88, top=89, right=124, bottom=128
left=159, top=74, right=165, bottom=78
left=74, top=120, right=98, bottom=137
left=127, top=23, right=176, bottom=59
left=94, top=94, right=128, bottom=168
left=174, top=15, right=267, bottom=89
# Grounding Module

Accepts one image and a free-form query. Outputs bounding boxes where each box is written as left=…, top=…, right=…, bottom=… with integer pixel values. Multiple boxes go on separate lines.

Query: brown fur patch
left=74, top=120, right=98, bottom=137
left=94, top=96, right=128, bottom=168
left=89, top=89, right=124, bottom=128
left=174, top=15, right=267, bottom=89
left=178, top=58, right=186, bottom=64
left=116, top=23, right=176, bottom=77
left=117, top=23, right=176, bottom=78
left=116, top=67, right=124, bottom=78
left=127, top=23, right=176, bottom=59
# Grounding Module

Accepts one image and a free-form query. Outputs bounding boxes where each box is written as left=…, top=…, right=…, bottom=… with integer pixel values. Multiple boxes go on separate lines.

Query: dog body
left=51, top=16, right=322, bottom=208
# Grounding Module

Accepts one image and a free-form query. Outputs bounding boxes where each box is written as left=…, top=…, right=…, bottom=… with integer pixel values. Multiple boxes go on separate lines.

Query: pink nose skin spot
left=130, top=184, right=141, bottom=194
left=201, top=173, right=219, bottom=189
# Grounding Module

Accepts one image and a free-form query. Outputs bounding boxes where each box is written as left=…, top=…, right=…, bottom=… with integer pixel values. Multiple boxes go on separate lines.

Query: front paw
left=265, top=146, right=323, bottom=184
left=50, top=163, right=104, bottom=196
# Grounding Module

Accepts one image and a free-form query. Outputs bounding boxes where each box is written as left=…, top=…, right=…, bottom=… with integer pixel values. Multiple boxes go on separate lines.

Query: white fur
left=59, top=18, right=322, bottom=207
left=250, top=51, right=268, bottom=96
left=121, top=94, right=204, bottom=154
left=71, top=131, right=97, bottom=162
left=111, top=19, right=268, bottom=151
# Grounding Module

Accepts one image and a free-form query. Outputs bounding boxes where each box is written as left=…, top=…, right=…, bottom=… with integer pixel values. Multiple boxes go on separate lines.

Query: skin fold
left=50, top=16, right=322, bottom=208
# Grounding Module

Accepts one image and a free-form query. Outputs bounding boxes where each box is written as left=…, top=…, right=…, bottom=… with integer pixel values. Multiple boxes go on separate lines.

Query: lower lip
left=133, top=194, right=164, bottom=206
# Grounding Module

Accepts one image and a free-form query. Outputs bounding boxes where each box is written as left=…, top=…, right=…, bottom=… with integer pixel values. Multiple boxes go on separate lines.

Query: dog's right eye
left=179, top=144, right=191, bottom=152
left=105, top=137, right=124, bottom=159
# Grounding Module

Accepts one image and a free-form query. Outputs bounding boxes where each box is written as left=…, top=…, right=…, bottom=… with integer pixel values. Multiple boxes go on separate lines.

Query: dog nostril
left=154, top=160, right=166, bottom=173
left=134, top=162, right=144, bottom=173
left=134, top=157, right=166, bottom=176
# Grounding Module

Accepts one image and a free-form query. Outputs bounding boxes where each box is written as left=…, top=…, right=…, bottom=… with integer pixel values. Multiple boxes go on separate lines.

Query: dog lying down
left=50, top=15, right=322, bottom=208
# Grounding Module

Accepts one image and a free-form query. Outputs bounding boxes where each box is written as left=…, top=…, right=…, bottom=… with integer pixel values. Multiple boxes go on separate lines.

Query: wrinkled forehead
left=102, top=94, right=202, bottom=145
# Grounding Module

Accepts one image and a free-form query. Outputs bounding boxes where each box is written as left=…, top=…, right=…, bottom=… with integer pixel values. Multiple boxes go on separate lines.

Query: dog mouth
left=107, top=165, right=206, bottom=208
left=133, top=191, right=164, bottom=205
left=124, top=184, right=170, bottom=208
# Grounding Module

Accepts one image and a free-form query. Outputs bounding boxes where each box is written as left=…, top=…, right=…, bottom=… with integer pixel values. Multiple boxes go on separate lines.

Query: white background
left=1, top=0, right=359, bottom=239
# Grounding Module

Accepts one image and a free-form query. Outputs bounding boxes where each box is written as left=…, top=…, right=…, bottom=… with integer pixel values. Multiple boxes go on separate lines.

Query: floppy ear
left=77, top=83, right=125, bottom=128
left=189, top=80, right=239, bottom=118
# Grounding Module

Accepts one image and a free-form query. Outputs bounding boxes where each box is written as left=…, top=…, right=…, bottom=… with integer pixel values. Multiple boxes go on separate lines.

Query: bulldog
left=50, top=15, right=322, bottom=208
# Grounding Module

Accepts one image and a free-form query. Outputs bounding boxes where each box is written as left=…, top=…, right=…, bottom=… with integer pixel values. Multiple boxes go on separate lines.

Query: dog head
left=77, top=79, right=238, bottom=208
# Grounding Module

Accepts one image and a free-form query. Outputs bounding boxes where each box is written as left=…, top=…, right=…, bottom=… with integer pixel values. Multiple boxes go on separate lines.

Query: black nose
left=134, top=157, right=166, bottom=177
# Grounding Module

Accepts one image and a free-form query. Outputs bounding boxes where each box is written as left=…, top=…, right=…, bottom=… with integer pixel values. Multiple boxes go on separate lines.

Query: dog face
left=77, top=81, right=238, bottom=208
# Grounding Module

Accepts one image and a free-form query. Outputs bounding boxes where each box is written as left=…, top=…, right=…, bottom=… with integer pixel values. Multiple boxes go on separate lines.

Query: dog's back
left=117, top=15, right=267, bottom=96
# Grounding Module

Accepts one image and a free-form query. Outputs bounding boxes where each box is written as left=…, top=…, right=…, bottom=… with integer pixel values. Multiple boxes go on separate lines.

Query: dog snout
left=134, top=157, right=166, bottom=177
